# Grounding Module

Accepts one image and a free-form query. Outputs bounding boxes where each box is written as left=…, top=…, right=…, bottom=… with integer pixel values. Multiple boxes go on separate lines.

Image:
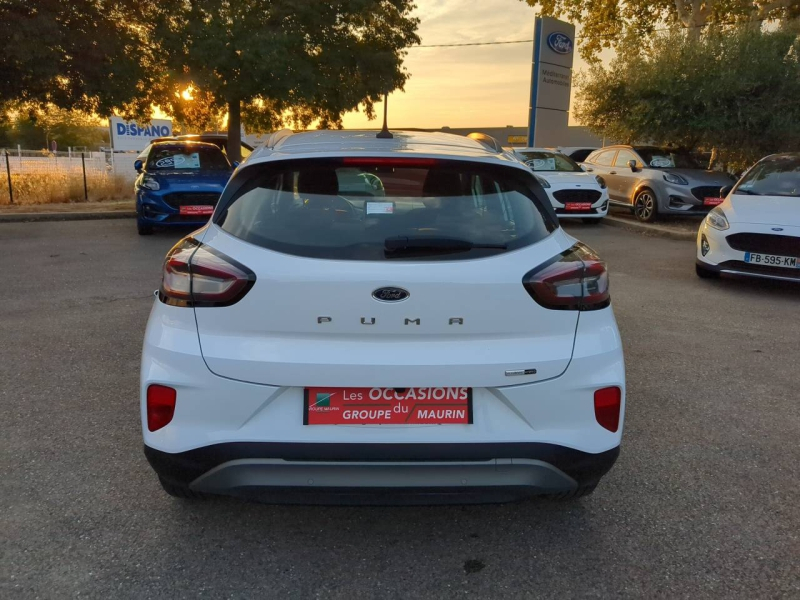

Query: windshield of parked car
left=216, top=159, right=557, bottom=261
left=636, top=148, right=703, bottom=169
left=516, top=151, right=582, bottom=173
left=734, top=156, right=800, bottom=197
left=147, top=145, right=231, bottom=171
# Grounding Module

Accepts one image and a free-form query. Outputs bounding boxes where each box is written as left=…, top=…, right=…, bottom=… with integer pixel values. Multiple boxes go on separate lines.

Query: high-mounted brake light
left=159, top=237, right=255, bottom=307
left=522, top=243, right=610, bottom=311
left=341, top=157, right=438, bottom=167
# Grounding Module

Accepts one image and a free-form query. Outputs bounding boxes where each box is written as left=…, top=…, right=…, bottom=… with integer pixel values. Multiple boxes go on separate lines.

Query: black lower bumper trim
left=145, top=442, right=620, bottom=489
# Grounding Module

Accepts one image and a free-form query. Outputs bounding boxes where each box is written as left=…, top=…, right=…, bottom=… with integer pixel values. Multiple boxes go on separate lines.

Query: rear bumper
left=145, top=442, right=619, bottom=503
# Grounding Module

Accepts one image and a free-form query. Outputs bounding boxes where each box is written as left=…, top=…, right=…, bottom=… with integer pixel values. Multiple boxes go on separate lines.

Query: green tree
left=574, top=25, right=800, bottom=170
left=150, top=0, right=420, bottom=160
left=0, top=1, right=156, bottom=117
left=7, top=107, right=106, bottom=151
left=520, top=1, right=800, bottom=61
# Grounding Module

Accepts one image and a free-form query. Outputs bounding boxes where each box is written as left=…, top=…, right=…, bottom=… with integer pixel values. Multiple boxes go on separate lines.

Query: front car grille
left=552, top=190, right=602, bottom=204
left=725, top=233, right=800, bottom=256
left=718, top=260, right=800, bottom=281
left=691, top=186, right=723, bottom=202
left=162, top=192, right=221, bottom=210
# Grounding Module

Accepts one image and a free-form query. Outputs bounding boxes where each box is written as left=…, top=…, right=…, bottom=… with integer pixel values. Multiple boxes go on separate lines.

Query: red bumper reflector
left=594, top=387, right=621, bottom=432
left=147, top=385, right=177, bottom=432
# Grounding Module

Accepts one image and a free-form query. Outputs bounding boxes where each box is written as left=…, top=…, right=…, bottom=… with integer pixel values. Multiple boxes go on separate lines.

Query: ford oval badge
left=372, top=287, right=410, bottom=302
left=547, top=32, right=573, bottom=55
left=772, top=227, right=784, bottom=232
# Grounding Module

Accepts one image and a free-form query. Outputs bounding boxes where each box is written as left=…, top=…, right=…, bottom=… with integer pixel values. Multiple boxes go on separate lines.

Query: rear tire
left=158, top=477, right=208, bottom=500
left=695, top=263, right=719, bottom=279
left=582, top=218, right=602, bottom=225
left=137, top=219, right=153, bottom=236
left=633, top=188, right=658, bottom=223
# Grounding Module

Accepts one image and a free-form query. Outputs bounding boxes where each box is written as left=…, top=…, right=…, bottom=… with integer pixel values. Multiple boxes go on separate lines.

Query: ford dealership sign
left=547, top=32, right=573, bottom=55
left=109, top=116, right=173, bottom=152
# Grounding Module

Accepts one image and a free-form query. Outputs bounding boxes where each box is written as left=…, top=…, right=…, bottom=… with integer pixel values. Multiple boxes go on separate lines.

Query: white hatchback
left=513, top=148, right=609, bottom=223
left=696, top=153, right=800, bottom=283
left=141, top=130, right=625, bottom=504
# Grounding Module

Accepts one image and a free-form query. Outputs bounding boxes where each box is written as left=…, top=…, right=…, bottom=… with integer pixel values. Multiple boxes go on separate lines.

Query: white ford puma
left=141, top=130, right=626, bottom=504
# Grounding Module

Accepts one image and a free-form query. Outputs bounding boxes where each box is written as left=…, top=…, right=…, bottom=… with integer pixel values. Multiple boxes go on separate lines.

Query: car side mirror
left=720, top=185, right=732, bottom=198
left=627, top=159, right=638, bottom=172
left=134, top=159, right=143, bottom=173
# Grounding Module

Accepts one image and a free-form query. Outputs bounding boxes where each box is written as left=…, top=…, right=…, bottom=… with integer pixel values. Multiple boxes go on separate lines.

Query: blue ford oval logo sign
left=772, top=227, right=784, bottom=232
left=372, top=287, right=409, bottom=302
left=547, top=32, right=573, bottom=55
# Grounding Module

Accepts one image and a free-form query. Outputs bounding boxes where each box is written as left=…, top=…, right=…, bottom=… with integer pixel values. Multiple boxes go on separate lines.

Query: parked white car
left=513, top=148, right=609, bottom=223
left=142, top=130, right=625, bottom=504
left=696, top=153, right=800, bottom=282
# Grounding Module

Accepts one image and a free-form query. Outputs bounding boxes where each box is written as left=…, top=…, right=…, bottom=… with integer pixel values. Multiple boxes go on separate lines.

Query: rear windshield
left=216, top=158, right=557, bottom=261
left=147, top=146, right=231, bottom=171
left=516, top=151, right=581, bottom=173
left=734, top=156, right=800, bottom=197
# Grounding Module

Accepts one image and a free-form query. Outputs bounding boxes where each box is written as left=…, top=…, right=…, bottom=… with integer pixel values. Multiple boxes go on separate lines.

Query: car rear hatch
left=181, top=156, right=594, bottom=388
left=193, top=227, right=579, bottom=388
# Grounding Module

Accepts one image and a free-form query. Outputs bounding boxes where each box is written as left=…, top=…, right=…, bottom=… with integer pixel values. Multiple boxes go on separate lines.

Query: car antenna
left=376, top=93, right=393, bottom=139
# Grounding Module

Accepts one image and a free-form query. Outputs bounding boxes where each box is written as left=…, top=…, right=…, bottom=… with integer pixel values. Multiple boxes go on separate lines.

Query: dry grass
left=0, top=171, right=131, bottom=205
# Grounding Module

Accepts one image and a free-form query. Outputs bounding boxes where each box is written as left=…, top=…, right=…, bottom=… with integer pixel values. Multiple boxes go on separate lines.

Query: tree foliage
left=0, top=1, right=156, bottom=116
left=521, top=0, right=800, bottom=61
left=149, top=0, right=420, bottom=160
left=574, top=24, right=800, bottom=169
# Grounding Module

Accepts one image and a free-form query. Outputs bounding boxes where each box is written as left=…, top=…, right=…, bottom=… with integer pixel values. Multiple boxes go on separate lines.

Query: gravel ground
left=1, top=219, right=798, bottom=599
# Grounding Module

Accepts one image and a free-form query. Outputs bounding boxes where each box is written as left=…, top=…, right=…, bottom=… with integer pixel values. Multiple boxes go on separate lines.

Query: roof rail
left=467, top=132, right=503, bottom=153
left=266, top=128, right=294, bottom=149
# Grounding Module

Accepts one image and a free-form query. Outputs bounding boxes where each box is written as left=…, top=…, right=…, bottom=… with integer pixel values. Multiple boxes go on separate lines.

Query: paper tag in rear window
left=304, top=387, right=472, bottom=425
left=365, top=201, right=395, bottom=215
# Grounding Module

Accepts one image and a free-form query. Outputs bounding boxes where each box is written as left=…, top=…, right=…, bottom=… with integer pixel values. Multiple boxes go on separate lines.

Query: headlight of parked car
left=706, top=206, right=729, bottom=231
left=140, top=175, right=160, bottom=191
left=662, top=172, right=688, bottom=185
left=594, top=175, right=607, bottom=189
left=533, top=174, right=551, bottom=189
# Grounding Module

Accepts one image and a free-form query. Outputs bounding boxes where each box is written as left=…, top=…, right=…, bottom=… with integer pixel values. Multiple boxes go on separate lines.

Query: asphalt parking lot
left=2, top=219, right=798, bottom=599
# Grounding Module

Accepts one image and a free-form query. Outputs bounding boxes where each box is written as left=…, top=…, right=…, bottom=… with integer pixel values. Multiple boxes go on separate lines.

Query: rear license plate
left=704, top=197, right=724, bottom=206
left=565, top=202, right=593, bottom=211
left=179, top=205, right=214, bottom=216
left=744, top=252, right=799, bottom=269
left=304, top=387, right=473, bottom=425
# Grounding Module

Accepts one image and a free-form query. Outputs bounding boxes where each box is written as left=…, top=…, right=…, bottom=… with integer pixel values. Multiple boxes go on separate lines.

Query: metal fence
left=1, top=148, right=136, bottom=205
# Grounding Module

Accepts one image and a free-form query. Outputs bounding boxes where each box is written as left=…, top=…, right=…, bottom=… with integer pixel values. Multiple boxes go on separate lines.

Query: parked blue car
left=134, top=141, right=235, bottom=235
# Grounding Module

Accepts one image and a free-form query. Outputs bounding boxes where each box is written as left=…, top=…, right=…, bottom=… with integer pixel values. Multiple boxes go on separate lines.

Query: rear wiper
left=384, top=236, right=507, bottom=254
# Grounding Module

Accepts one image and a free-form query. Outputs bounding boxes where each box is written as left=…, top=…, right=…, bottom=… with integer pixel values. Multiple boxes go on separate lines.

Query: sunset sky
left=340, top=0, right=603, bottom=129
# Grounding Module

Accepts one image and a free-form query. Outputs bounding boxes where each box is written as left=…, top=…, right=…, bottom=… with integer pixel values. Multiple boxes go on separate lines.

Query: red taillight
left=341, top=157, right=439, bottom=167
left=147, top=384, right=176, bottom=431
left=522, top=243, right=610, bottom=311
left=159, top=237, right=255, bottom=307
left=594, top=387, right=621, bottom=432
